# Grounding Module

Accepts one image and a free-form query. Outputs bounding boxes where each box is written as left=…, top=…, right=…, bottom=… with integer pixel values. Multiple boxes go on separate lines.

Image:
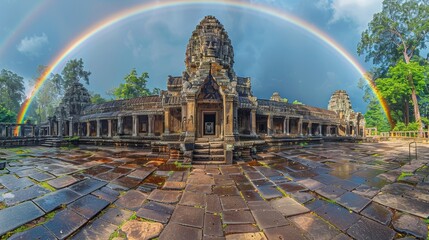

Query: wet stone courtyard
left=0, top=142, right=428, bottom=240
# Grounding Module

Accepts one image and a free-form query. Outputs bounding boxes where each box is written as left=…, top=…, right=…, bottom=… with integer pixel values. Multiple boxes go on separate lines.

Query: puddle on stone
left=142, top=174, right=167, bottom=187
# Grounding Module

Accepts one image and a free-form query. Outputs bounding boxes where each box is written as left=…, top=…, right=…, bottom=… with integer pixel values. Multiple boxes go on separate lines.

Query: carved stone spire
left=185, top=16, right=234, bottom=75
left=328, top=90, right=353, bottom=120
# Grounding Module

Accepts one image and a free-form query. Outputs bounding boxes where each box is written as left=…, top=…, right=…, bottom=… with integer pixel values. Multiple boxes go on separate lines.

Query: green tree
left=358, top=0, right=429, bottom=134
left=90, top=93, right=107, bottom=104
left=0, top=104, right=17, bottom=122
left=0, top=69, right=25, bottom=113
left=55, top=58, right=91, bottom=92
left=111, top=69, right=155, bottom=100
left=364, top=98, right=391, bottom=132
left=292, top=100, right=303, bottom=105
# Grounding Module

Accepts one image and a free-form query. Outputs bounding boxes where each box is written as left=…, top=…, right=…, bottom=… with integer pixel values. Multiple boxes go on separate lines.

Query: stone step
left=210, top=149, right=224, bottom=155
left=209, top=143, right=223, bottom=149
left=192, top=160, right=226, bottom=165
left=194, top=143, right=210, bottom=149
left=193, top=155, right=225, bottom=162
left=194, top=149, right=210, bottom=154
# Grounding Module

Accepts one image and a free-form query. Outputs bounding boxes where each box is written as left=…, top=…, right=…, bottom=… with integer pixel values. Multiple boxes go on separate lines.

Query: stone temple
left=35, top=16, right=364, bottom=164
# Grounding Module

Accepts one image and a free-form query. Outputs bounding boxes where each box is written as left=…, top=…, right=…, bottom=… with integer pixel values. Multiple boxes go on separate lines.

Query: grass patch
left=39, top=182, right=56, bottom=192
left=397, top=172, right=413, bottom=181
left=276, top=186, right=289, bottom=197
left=0, top=202, right=6, bottom=210
left=372, top=153, right=380, bottom=157
left=129, top=212, right=137, bottom=220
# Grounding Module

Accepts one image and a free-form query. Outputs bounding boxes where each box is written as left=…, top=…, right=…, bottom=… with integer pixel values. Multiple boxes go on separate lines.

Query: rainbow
left=16, top=0, right=393, bottom=130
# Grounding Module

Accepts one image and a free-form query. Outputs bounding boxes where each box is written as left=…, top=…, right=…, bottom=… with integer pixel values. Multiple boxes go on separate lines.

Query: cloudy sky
left=0, top=0, right=383, bottom=113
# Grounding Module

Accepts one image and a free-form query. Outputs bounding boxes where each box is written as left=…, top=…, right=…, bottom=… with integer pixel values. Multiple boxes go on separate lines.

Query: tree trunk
left=404, top=52, right=423, bottom=136
left=404, top=99, right=410, bottom=125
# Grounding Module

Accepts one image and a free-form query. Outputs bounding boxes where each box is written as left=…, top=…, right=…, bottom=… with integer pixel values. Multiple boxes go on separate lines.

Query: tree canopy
left=110, top=69, right=159, bottom=100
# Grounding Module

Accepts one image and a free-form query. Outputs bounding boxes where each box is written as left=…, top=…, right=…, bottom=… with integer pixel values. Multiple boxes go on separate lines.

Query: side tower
left=328, top=90, right=364, bottom=136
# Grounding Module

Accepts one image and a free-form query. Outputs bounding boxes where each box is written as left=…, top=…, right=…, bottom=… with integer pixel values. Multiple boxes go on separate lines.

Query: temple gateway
left=35, top=16, right=365, bottom=164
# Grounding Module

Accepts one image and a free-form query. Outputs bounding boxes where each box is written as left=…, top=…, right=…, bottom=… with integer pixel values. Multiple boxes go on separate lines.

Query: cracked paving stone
left=8, top=225, right=56, bottom=240
left=68, top=194, right=109, bottom=219
left=224, top=224, right=260, bottom=235
left=225, top=232, right=267, bottom=240
left=136, top=201, right=175, bottom=223
left=392, top=213, right=428, bottom=239
left=0, top=201, right=45, bottom=236
left=70, top=218, right=117, bottom=240
left=159, top=222, right=202, bottom=240
left=315, top=185, right=347, bottom=199
left=99, top=207, right=133, bottom=225
left=352, top=184, right=380, bottom=198
left=121, top=220, right=163, bottom=240
left=33, top=188, right=82, bottom=213
left=68, top=178, right=107, bottom=195
left=360, top=202, right=393, bottom=225
left=270, top=197, right=310, bottom=217
left=148, top=189, right=182, bottom=204
left=170, top=205, right=205, bottom=228
left=335, top=191, right=371, bottom=213
left=290, top=213, right=342, bottom=240
left=115, top=190, right=147, bottom=211
left=47, top=175, right=78, bottom=189
left=222, top=210, right=255, bottom=224
left=204, top=213, right=223, bottom=237
left=28, top=172, right=56, bottom=182
left=220, top=196, right=248, bottom=211
left=313, top=201, right=361, bottom=231
left=0, top=175, right=34, bottom=191
left=206, top=194, right=222, bottom=213
left=347, top=217, right=395, bottom=240
left=251, top=209, right=289, bottom=229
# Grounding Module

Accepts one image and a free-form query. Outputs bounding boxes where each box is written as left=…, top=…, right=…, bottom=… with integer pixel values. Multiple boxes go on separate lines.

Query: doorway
left=203, top=113, right=216, bottom=136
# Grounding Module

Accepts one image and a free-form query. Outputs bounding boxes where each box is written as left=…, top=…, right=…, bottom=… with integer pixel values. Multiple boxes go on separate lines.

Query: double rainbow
left=15, top=0, right=392, bottom=128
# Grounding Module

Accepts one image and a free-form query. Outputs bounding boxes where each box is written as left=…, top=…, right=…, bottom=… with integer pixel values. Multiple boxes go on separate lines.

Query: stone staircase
left=40, top=137, right=63, bottom=147
left=192, top=140, right=226, bottom=164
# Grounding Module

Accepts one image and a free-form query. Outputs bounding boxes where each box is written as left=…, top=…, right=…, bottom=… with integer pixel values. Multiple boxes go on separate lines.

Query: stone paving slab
left=8, top=225, right=56, bottom=240
left=312, top=201, right=361, bottom=231
left=148, top=189, right=182, bottom=204
left=296, top=179, right=326, bottom=190
left=68, top=178, right=107, bottom=195
left=225, top=232, right=267, bottom=240
left=115, top=189, right=147, bottom=211
left=270, top=197, right=310, bottom=217
left=68, top=194, right=109, bottom=219
left=264, top=224, right=309, bottom=240
left=99, top=207, right=133, bottom=225
left=222, top=210, right=255, bottom=224
left=360, top=202, right=393, bottom=225
left=185, top=184, right=213, bottom=194
left=347, top=217, right=395, bottom=240
left=162, top=181, right=186, bottom=190
left=335, top=191, right=371, bottom=213
left=224, top=224, right=260, bottom=235
left=256, top=185, right=283, bottom=200
left=70, top=217, right=117, bottom=240
left=352, top=184, right=380, bottom=198
left=204, top=213, right=223, bottom=237
left=373, top=192, right=429, bottom=218
left=121, top=220, right=163, bottom=240
left=251, top=209, right=289, bottom=229
left=220, top=196, right=248, bottom=211
left=213, top=185, right=240, bottom=196
left=43, top=209, right=87, bottom=239
left=170, top=205, right=205, bottom=228
left=0, top=175, right=34, bottom=191
left=28, top=171, right=56, bottom=182
left=392, top=213, right=428, bottom=239
left=315, top=185, right=347, bottom=199
left=136, top=201, right=175, bottom=223
left=48, top=175, right=78, bottom=189
left=206, top=194, right=222, bottom=213
left=3, top=184, right=50, bottom=206
left=33, top=188, right=82, bottom=212
left=180, top=191, right=206, bottom=207
left=290, top=213, right=342, bottom=239
left=159, top=222, right=202, bottom=240
left=91, top=186, right=119, bottom=203
left=291, top=191, right=314, bottom=204
left=0, top=201, right=45, bottom=236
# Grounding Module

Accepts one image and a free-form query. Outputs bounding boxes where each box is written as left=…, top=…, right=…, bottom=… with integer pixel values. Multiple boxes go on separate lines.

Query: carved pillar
left=0, top=125, right=4, bottom=137
left=108, top=119, right=112, bottom=137
left=96, top=119, right=101, bottom=137
left=86, top=121, right=90, bottom=137
left=267, top=114, right=273, bottom=136
left=132, top=115, right=138, bottom=137
left=326, top=125, right=331, bottom=136
left=223, top=94, right=235, bottom=143
left=185, top=96, right=196, bottom=141
left=308, top=122, right=312, bottom=136
left=318, top=124, right=322, bottom=136
left=251, top=109, right=256, bottom=135
left=283, top=117, right=289, bottom=135
left=164, top=109, right=170, bottom=134
left=336, top=124, right=340, bottom=136
left=117, top=116, right=123, bottom=135
left=148, top=115, right=154, bottom=136
left=181, top=104, right=187, bottom=133
left=58, top=120, right=63, bottom=137
left=298, top=118, right=303, bottom=136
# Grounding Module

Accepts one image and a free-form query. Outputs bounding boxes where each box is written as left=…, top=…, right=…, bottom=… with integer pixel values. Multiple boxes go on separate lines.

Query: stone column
left=1, top=125, right=5, bottom=137
left=148, top=115, right=154, bottom=136
left=308, top=122, right=312, bottom=136
left=86, top=121, right=90, bottom=137
left=58, top=121, right=63, bottom=137
left=69, top=120, right=73, bottom=136
left=117, top=116, right=123, bottom=135
left=96, top=119, right=101, bottom=137
left=318, top=124, right=322, bottom=136
left=185, top=96, right=196, bottom=141
left=286, top=117, right=290, bottom=135
left=223, top=95, right=235, bottom=142
left=132, top=115, right=138, bottom=137
left=267, top=114, right=273, bottom=136
left=298, top=118, right=303, bottom=136
left=251, top=109, right=256, bottom=135
left=107, top=119, right=112, bottom=137
left=164, top=109, right=170, bottom=134
left=326, top=125, right=331, bottom=136
left=336, top=124, right=340, bottom=136
left=31, top=125, right=35, bottom=137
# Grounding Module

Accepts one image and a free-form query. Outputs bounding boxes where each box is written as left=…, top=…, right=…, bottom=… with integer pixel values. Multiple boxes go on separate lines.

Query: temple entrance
left=203, top=112, right=216, bottom=135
